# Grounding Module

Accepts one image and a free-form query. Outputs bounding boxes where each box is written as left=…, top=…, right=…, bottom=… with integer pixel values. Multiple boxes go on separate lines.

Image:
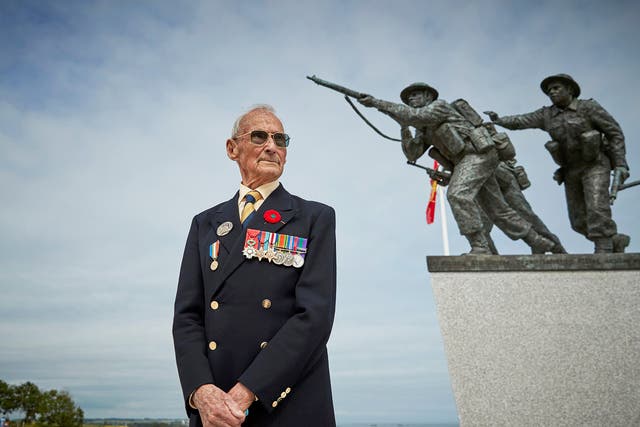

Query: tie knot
left=245, top=191, right=262, bottom=204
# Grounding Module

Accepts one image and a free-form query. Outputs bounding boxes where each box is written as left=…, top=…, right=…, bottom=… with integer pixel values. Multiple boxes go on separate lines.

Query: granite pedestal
left=428, top=253, right=640, bottom=427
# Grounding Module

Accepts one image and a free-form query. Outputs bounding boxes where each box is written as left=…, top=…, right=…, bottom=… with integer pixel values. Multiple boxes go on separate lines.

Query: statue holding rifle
left=392, top=84, right=565, bottom=254
left=484, top=74, right=632, bottom=253
left=307, top=75, right=561, bottom=255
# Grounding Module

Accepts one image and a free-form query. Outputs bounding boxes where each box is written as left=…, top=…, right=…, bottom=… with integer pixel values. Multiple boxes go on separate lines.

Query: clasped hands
left=193, top=383, right=255, bottom=427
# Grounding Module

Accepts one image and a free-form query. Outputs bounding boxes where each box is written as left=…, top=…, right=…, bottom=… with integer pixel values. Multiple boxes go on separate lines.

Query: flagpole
left=438, top=186, right=450, bottom=255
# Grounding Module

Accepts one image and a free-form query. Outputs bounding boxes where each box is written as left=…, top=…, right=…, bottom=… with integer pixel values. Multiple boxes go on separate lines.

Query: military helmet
left=400, top=82, right=439, bottom=104
left=540, top=74, right=581, bottom=98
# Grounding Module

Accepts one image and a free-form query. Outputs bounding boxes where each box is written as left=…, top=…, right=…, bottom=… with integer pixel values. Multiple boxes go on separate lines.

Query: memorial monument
left=309, top=74, right=638, bottom=425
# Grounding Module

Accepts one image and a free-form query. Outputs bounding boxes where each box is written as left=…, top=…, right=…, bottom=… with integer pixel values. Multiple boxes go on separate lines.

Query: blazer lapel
left=209, top=194, right=241, bottom=256
left=204, top=194, right=240, bottom=297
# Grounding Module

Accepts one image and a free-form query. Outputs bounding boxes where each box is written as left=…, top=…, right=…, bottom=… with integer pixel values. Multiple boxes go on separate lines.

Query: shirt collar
left=238, top=180, right=280, bottom=205
left=551, top=98, right=579, bottom=115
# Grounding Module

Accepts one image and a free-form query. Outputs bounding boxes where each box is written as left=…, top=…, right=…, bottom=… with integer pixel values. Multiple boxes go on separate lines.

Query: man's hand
left=228, top=382, right=256, bottom=412
left=358, top=94, right=376, bottom=107
left=483, top=111, right=500, bottom=121
left=615, top=166, right=630, bottom=185
left=193, top=384, right=245, bottom=427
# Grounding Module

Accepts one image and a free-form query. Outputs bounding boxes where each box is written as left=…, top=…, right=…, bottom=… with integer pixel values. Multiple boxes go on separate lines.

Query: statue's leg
left=478, top=205, right=499, bottom=254
left=478, top=175, right=531, bottom=240
left=499, top=171, right=566, bottom=253
left=582, top=164, right=617, bottom=252
left=478, top=174, right=555, bottom=253
left=447, top=152, right=498, bottom=254
left=446, top=152, right=497, bottom=236
left=563, top=168, right=588, bottom=238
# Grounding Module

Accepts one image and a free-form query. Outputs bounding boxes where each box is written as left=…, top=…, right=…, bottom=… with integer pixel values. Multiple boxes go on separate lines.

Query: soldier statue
left=485, top=74, right=630, bottom=253
left=357, top=83, right=558, bottom=254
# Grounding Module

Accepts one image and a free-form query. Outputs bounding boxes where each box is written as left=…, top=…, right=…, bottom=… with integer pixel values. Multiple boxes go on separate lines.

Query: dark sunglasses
left=234, top=130, right=290, bottom=147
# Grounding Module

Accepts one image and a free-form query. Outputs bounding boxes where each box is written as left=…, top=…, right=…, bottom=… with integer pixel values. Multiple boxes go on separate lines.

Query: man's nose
left=263, top=136, right=278, bottom=151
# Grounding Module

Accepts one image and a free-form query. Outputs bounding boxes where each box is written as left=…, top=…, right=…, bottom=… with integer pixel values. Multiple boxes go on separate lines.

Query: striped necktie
left=240, top=190, right=262, bottom=227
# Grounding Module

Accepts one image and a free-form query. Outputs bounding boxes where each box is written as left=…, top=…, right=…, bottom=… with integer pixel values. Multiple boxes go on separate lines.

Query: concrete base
left=428, top=254, right=640, bottom=427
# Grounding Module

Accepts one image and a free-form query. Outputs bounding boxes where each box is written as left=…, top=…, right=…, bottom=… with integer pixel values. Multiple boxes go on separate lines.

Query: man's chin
left=256, top=165, right=283, bottom=180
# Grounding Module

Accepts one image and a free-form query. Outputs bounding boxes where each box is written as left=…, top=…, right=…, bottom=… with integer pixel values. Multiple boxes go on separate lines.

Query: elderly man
left=173, top=105, right=337, bottom=427
left=359, top=83, right=556, bottom=254
left=485, top=74, right=630, bottom=253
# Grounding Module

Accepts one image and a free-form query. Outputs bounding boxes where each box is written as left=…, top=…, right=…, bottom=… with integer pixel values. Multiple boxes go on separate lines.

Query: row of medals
left=242, top=238, right=305, bottom=268
left=211, top=220, right=305, bottom=269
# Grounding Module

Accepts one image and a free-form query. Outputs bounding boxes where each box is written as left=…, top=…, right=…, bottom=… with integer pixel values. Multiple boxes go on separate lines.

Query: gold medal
left=209, top=241, right=220, bottom=271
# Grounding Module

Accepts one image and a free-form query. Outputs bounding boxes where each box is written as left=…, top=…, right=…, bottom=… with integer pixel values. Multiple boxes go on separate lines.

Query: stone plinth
left=428, top=254, right=640, bottom=427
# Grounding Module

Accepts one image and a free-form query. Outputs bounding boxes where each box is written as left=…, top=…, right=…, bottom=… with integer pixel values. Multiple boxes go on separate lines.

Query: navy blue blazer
left=173, top=184, right=337, bottom=426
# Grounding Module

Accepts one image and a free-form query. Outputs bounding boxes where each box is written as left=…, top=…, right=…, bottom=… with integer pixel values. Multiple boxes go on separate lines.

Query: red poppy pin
left=264, top=209, right=282, bottom=224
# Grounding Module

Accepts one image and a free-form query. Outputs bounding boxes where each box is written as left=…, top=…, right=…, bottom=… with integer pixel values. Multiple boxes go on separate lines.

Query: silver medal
left=242, top=247, right=256, bottom=259
left=273, top=251, right=285, bottom=265
left=293, top=254, right=305, bottom=268
left=283, top=252, right=294, bottom=267
left=265, top=248, right=277, bottom=263
left=217, top=221, right=233, bottom=236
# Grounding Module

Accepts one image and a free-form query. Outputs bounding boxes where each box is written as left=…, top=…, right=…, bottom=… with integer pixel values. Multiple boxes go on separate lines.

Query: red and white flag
left=426, top=160, right=439, bottom=224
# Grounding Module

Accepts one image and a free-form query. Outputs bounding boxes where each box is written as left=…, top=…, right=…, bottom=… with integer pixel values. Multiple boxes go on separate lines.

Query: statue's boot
left=464, top=231, right=492, bottom=255
left=593, top=237, right=613, bottom=253
left=534, top=233, right=567, bottom=254
left=548, top=234, right=568, bottom=254
left=523, top=229, right=555, bottom=254
left=612, top=233, right=630, bottom=253
left=487, top=233, right=499, bottom=255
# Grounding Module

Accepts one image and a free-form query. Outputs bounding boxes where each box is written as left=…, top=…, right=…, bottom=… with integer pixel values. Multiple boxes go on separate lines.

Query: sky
left=1, top=0, right=639, bottom=424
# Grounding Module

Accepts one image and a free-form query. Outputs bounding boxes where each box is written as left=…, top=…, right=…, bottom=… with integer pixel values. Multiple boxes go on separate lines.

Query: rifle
left=307, top=75, right=401, bottom=142
left=407, top=161, right=451, bottom=186
left=306, top=75, right=366, bottom=99
left=610, top=169, right=624, bottom=205
left=611, top=177, right=640, bottom=205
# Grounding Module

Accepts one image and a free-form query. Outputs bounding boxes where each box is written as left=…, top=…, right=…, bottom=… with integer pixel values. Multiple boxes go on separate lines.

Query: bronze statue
left=407, top=104, right=566, bottom=255
left=353, top=82, right=558, bottom=254
left=485, top=74, right=631, bottom=253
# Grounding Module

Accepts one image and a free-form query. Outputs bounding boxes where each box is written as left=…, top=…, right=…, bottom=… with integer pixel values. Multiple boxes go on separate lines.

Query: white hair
left=231, top=104, right=277, bottom=137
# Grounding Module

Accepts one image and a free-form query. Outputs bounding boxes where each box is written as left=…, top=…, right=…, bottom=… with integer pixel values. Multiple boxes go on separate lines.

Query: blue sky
left=1, top=0, right=639, bottom=424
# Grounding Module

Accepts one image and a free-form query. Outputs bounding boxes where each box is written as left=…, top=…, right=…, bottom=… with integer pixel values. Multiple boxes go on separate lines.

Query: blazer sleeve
left=238, top=204, right=337, bottom=412
left=172, top=216, right=215, bottom=416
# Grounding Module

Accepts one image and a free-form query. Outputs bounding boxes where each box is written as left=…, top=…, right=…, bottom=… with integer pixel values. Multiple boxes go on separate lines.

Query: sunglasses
left=234, top=130, right=290, bottom=147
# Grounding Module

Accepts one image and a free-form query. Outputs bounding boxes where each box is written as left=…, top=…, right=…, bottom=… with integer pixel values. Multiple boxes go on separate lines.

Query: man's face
left=546, top=81, right=573, bottom=107
left=226, top=110, right=287, bottom=188
left=407, top=90, right=432, bottom=108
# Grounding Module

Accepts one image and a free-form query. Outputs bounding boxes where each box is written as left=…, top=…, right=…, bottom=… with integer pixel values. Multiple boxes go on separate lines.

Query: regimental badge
left=217, top=221, right=233, bottom=237
left=209, top=240, right=220, bottom=271
left=242, top=228, right=308, bottom=268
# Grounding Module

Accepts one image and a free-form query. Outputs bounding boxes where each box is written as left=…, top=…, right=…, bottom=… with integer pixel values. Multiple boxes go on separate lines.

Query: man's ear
left=226, top=138, right=238, bottom=160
